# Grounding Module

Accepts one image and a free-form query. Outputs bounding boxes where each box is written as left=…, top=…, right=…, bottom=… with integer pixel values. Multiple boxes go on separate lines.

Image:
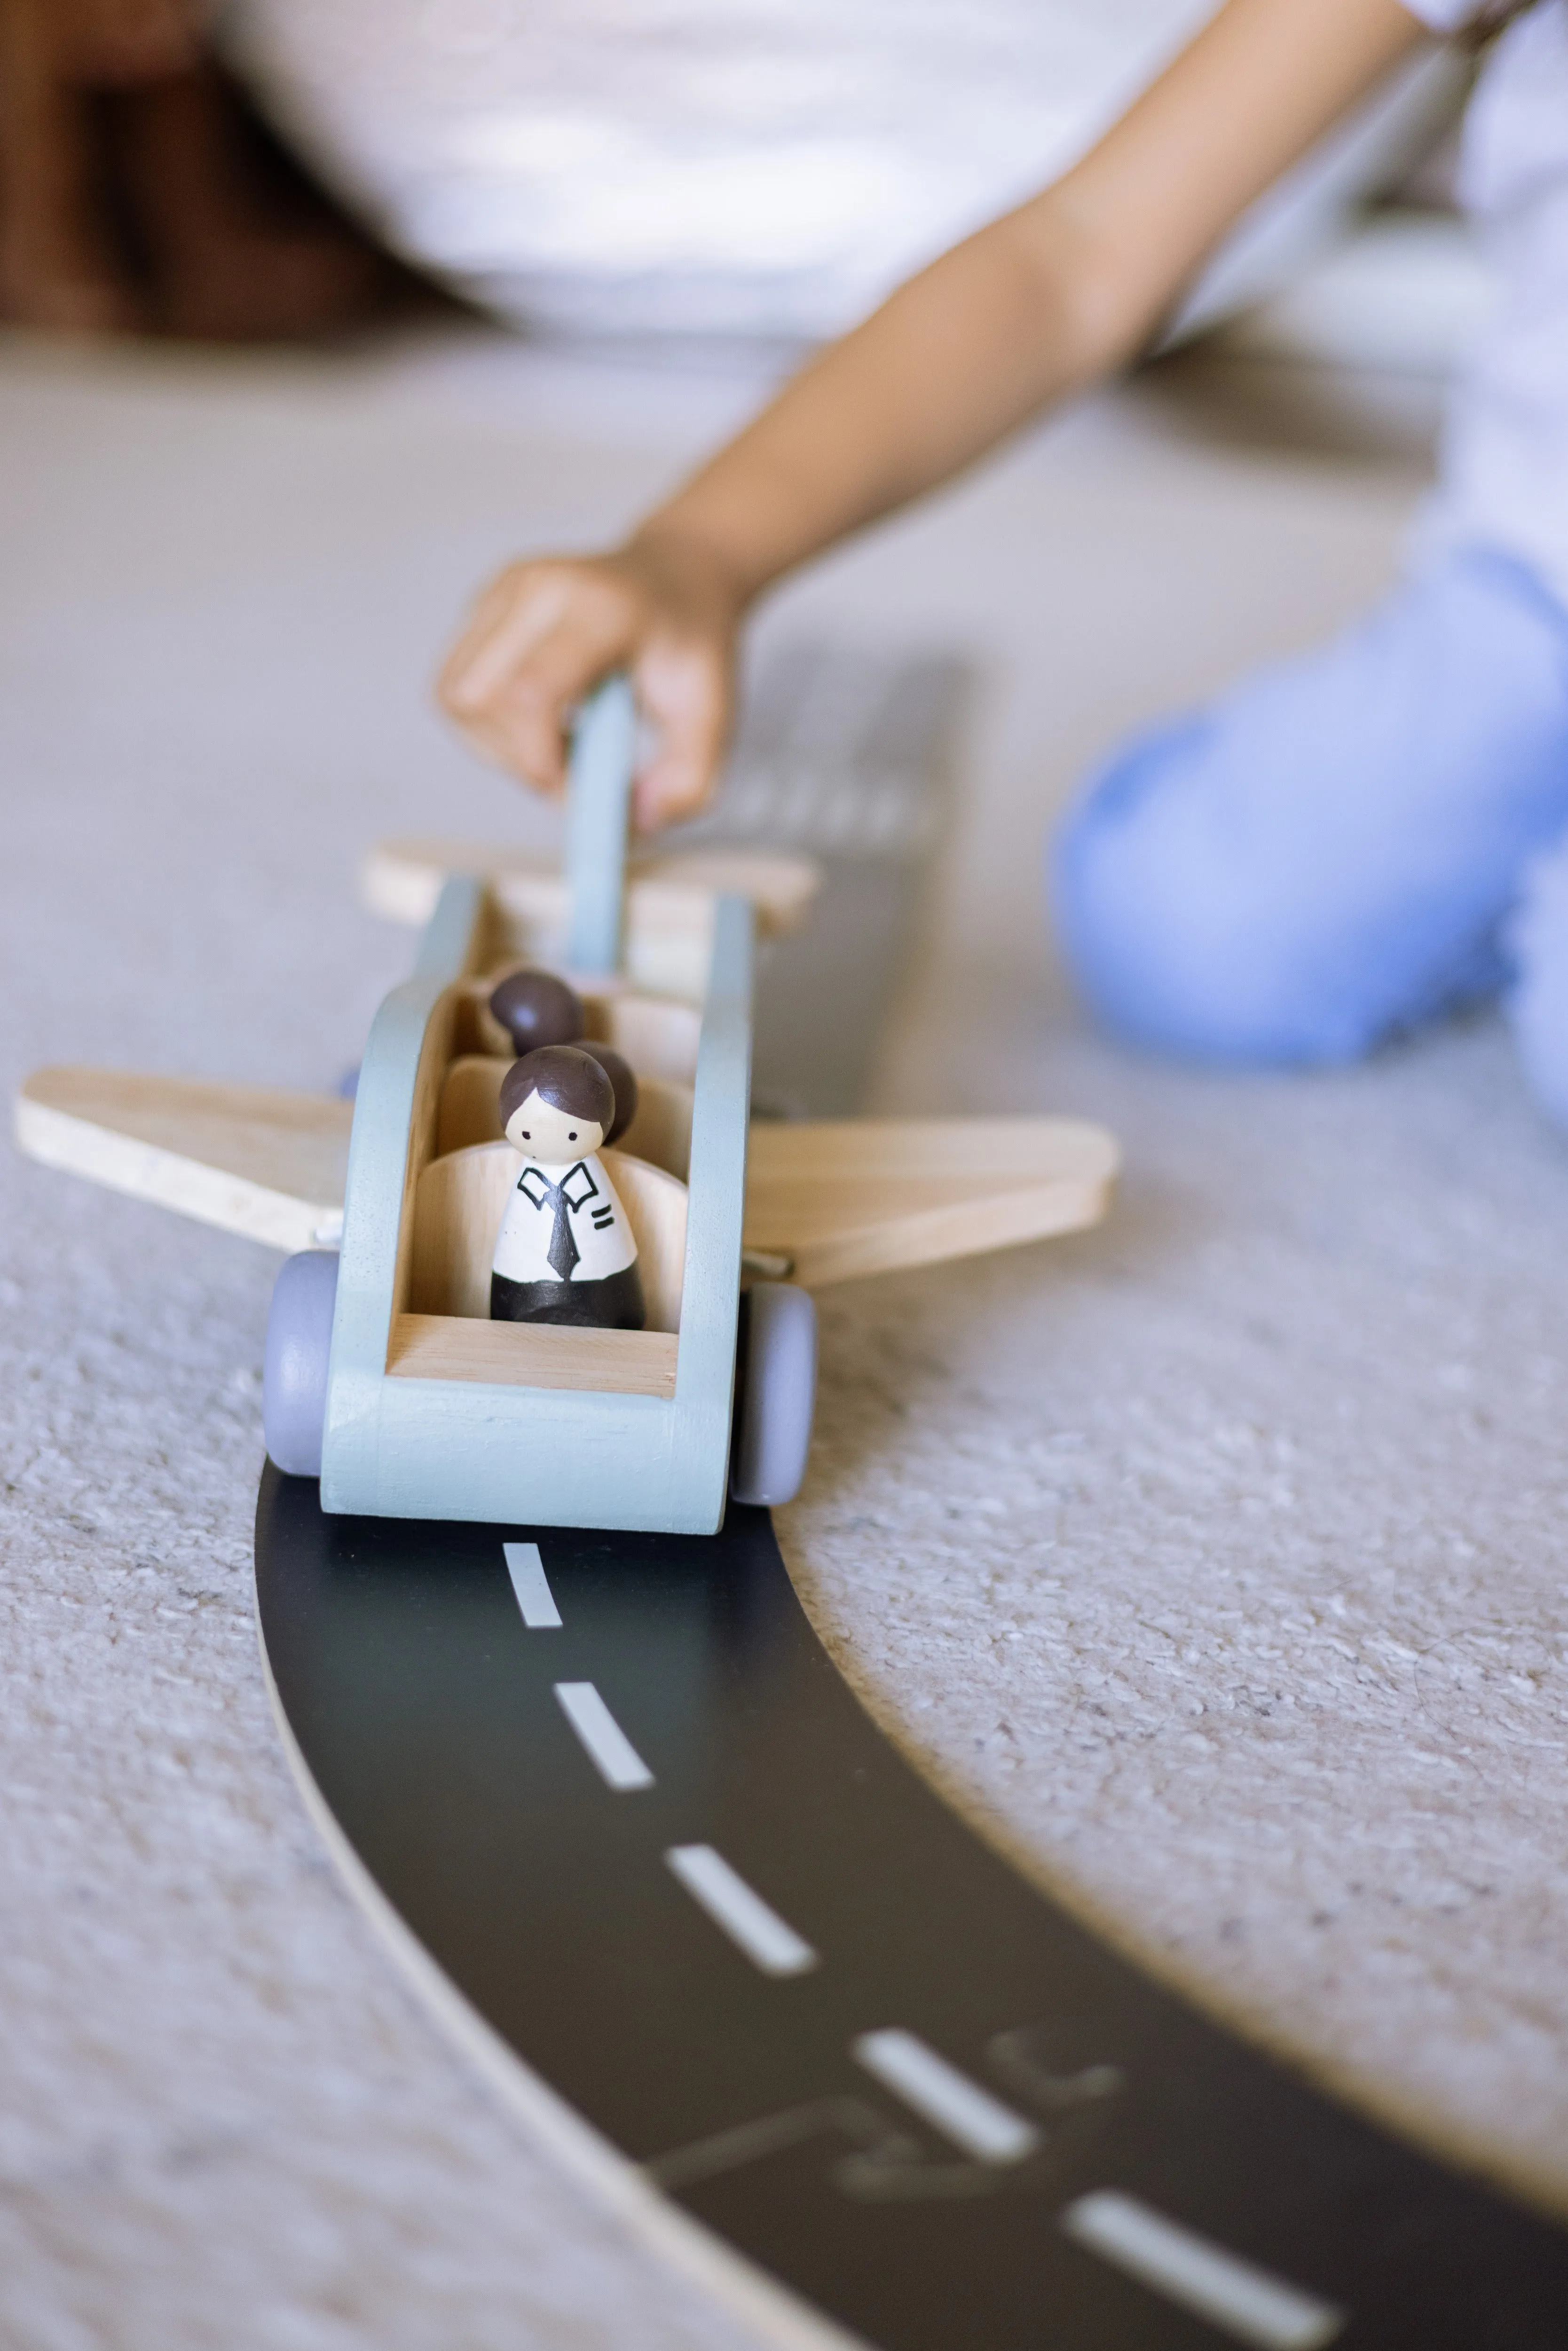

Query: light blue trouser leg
left=1507, top=831, right=1568, bottom=1128
left=1051, top=550, right=1568, bottom=1065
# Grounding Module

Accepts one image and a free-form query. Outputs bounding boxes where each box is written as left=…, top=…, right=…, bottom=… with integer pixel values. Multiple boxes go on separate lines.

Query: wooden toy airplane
left=15, top=682, right=1118, bottom=1531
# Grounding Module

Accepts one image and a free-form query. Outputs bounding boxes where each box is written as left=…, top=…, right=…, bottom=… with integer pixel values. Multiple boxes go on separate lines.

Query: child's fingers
left=437, top=551, right=735, bottom=816
left=437, top=567, right=571, bottom=722
left=486, top=608, right=646, bottom=791
left=632, top=637, right=731, bottom=831
left=445, top=701, right=540, bottom=781
left=438, top=565, right=639, bottom=790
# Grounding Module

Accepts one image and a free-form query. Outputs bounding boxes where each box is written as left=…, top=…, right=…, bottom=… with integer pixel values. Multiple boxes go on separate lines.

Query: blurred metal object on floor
left=671, top=641, right=970, bottom=1117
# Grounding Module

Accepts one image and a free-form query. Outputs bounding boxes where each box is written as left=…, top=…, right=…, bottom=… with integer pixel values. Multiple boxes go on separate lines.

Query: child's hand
left=437, top=534, right=741, bottom=832
left=440, top=0, right=1421, bottom=836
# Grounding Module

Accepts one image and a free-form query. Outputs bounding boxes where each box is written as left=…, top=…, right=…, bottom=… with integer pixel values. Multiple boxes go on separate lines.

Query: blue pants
left=1051, top=548, right=1568, bottom=1120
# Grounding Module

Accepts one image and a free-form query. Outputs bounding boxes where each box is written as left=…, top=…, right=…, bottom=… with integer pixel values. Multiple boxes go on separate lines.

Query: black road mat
left=255, top=1468, right=1568, bottom=2351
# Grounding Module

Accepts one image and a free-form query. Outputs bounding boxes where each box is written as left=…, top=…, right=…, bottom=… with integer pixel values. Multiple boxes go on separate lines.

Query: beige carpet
left=2, top=321, right=1564, bottom=2351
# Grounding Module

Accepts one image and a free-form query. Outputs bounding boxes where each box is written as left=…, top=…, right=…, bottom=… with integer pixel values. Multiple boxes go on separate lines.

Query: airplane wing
left=362, top=838, right=822, bottom=941
left=743, top=1117, right=1118, bottom=1286
left=15, top=1070, right=1116, bottom=1285
left=15, top=1067, right=352, bottom=1253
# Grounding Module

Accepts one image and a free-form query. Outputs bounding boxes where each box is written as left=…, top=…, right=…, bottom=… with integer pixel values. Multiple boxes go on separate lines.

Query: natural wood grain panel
left=599, top=996, right=703, bottom=1088
left=607, top=1148, right=690, bottom=1333
left=15, top=1066, right=352, bottom=1251
left=386, top=1313, right=678, bottom=1397
left=365, top=842, right=818, bottom=1001
left=743, top=1116, right=1119, bottom=1288
left=435, top=1055, right=505, bottom=1157
left=364, top=838, right=819, bottom=941
left=617, top=1077, right=694, bottom=1182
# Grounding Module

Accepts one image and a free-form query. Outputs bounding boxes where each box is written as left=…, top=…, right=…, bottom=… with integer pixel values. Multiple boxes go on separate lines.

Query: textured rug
left=2, top=323, right=1563, bottom=2351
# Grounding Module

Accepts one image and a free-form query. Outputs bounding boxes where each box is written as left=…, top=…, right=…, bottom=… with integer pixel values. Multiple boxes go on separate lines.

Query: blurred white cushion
left=225, top=0, right=1462, bottom=346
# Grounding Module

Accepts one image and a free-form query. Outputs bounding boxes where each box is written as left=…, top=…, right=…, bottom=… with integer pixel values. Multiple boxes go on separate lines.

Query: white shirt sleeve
left=1397, top=0, right=1484, bottom=29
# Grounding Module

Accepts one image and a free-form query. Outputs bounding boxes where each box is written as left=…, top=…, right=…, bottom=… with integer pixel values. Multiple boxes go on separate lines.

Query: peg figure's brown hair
left=499, top=1045, right=615, bottom=1134
left=489, top=968, right=585, bottom=1054
left=573, top=1039, right=638, bottom=1144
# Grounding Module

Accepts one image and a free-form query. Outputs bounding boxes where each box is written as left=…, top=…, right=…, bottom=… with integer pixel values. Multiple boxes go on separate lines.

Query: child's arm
left=439, top=0, right=1426, bottom=827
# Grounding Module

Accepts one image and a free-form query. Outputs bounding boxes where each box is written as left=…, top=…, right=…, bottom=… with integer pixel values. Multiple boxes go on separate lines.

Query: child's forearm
left=627, top=212, right=1114, bottom=606
left=440, top=0, right=1429, bottom=815
left=631, top=0, right=1426, bottom=609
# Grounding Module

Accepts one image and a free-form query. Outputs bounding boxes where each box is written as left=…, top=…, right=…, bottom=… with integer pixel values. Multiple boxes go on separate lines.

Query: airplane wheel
left=730, top=1281, right=817, bottom=1508
left=263, top=1249, right=339, bottom=1478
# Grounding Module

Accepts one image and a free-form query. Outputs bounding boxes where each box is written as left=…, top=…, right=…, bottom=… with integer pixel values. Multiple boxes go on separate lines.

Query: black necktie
left=543, top=1176, right=580, bottom=1281
left=520, top=1163, right=596, bottom=1282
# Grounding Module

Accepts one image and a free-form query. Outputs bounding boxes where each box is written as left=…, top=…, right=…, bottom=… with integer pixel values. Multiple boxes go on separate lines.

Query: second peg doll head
left=489, top=968, right=585, bottom=1057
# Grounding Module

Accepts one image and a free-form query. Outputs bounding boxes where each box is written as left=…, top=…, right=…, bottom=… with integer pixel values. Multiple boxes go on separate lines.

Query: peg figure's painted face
left=504, top=1088, right=604, bottom=1163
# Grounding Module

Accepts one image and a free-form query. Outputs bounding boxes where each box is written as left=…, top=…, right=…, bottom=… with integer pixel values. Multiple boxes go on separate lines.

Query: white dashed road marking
left=1060, top=2191, right=1346, bottom=2350
left=666, top=1845, right=819, bottom=1977
left=504, top=1542, right=561, bottom=1629
left=554, top=1683, right=654, bottom=1791
left=851, top=2029, right=1040, bottom=2165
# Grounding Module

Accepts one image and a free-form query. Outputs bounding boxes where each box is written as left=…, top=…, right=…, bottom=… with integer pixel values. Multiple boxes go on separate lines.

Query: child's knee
left=1051, top=552, right=1568, bottom=1068
left=1507, top=836, right=1568, bottom=1130
left=1051, top=717, right=1395, bottom=1065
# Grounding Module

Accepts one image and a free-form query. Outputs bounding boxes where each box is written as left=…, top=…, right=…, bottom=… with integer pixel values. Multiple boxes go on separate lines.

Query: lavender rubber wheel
left=730, top=1281, right=817, bottom=1508
left=263, top=1249, right=339, bottom=1478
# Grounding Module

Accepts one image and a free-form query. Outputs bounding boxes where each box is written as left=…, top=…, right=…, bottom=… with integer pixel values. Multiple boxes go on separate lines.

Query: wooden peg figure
left=489, top=969, right=585, bottom=1057
left=490, top=1047, right=645, bottom=1329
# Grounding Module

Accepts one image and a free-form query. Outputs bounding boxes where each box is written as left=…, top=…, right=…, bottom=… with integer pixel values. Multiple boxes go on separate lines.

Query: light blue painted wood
left=331, top=1379, right=690, bottom=1531
left=670, top=892, right=752, bottom=1528
left=321, top=877, right=486, bottom=1513
left=565, top=677, right=637, bottom=974
left=414, top=873, right=490, bottom=980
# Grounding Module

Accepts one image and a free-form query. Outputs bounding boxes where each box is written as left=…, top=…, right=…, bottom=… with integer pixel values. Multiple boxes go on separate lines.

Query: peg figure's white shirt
left=1403, top=0, right=1568, bottom=612
left=492, top=1152, right=638, bottom=1285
